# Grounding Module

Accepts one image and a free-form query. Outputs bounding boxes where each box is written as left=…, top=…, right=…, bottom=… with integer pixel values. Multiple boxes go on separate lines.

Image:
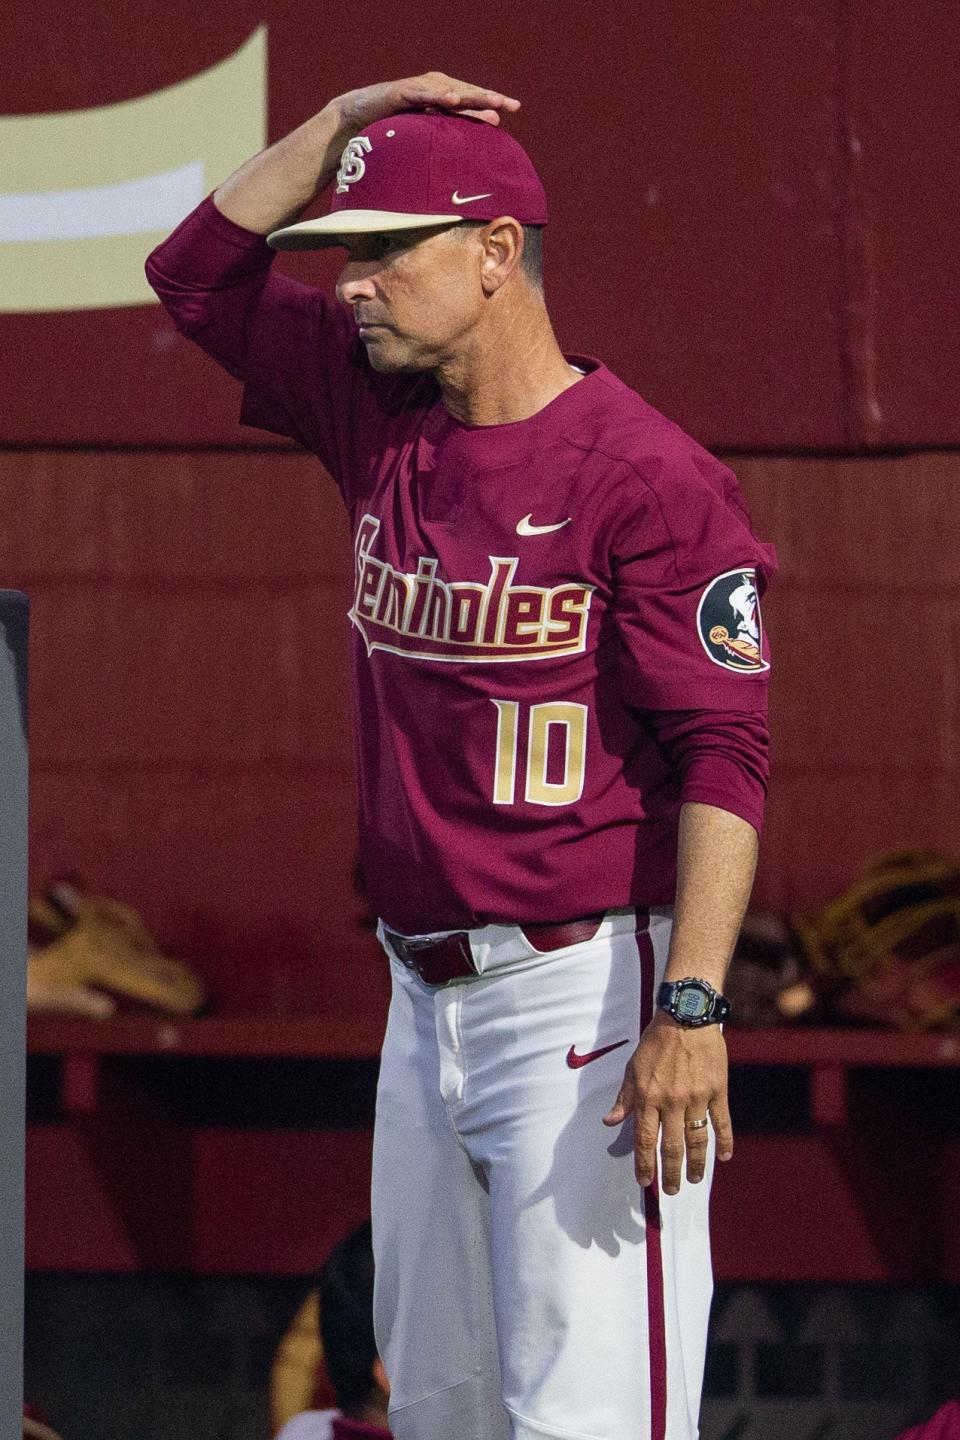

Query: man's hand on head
left=334, top=73, right=520, bottom=133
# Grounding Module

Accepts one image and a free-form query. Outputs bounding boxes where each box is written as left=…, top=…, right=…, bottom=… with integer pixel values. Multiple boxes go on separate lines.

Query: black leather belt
left=383, top=914, right=606, bottom=986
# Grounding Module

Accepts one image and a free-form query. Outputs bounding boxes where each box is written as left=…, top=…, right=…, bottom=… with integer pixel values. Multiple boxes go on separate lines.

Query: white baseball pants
left=371, top=905, right=715, bottom=1440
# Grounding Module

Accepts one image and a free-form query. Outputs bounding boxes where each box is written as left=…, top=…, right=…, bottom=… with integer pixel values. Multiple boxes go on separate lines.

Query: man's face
left=334, top=223, right=484, bottom=373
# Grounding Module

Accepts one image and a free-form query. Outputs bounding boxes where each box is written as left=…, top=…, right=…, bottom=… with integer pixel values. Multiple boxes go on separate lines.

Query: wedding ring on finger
left=684, top=1117, right=709, bottom=1130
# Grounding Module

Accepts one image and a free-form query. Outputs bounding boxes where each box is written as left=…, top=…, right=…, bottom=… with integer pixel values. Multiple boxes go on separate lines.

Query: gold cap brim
left=266, top=210, right=465, bottom=251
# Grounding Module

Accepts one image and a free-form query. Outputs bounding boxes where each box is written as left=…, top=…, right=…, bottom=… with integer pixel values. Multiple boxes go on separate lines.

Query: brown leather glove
left=27, top=879, right=206, bottom=1018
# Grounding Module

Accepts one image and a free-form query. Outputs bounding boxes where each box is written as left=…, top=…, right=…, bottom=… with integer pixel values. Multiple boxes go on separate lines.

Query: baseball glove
left=789, top=849, right=960, bottom=1031
left=27, top=877, right=206, bottom=1018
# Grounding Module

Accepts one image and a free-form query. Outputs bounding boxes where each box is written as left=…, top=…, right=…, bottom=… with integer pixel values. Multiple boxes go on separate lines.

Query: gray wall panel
left=0, top=591, right=28, bottom=1440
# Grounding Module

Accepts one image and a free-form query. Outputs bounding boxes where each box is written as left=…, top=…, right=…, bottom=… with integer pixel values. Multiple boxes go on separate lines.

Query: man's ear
left=479, top=218, right=523, bottom=295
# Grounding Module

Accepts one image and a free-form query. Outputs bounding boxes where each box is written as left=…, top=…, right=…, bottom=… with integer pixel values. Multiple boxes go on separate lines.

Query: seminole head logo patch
left=696, top=567, right=769, bottom=673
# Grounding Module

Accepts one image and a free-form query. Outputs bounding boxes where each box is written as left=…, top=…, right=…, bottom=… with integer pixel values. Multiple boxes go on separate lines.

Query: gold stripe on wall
left=0, top=26, right=266, bottom=313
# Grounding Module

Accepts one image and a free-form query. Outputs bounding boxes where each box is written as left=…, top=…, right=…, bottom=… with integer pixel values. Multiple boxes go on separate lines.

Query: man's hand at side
left=602, top=1013, right=733, bottom=1194
left=600, top=799, right=758, bottom=1193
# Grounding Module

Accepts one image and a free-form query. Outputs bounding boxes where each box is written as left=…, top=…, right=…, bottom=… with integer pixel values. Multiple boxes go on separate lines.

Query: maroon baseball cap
left=267, top=110, right=547, bottom=250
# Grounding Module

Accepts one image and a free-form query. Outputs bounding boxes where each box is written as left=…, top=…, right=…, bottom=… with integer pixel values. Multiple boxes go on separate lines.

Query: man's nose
left=335, top=261, right=380, bottom=306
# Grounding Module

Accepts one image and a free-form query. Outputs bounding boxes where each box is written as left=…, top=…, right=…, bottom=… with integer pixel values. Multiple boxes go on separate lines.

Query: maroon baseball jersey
left=146, top=197, right=778, bottom=933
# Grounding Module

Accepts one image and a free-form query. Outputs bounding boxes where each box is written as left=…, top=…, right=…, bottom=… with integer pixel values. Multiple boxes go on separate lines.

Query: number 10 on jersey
left=491, top=700, right=588, bottom=807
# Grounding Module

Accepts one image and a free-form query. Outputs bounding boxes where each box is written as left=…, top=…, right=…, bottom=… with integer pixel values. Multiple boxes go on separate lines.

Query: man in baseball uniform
left=146, top=73, right=777, bottom=1440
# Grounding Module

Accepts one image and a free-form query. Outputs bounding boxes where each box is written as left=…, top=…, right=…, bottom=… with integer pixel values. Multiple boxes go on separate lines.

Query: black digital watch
left=656, top=977, right=731, bottom=1028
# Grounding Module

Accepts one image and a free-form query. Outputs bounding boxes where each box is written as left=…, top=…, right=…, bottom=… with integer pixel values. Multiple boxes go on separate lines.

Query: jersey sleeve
left=144, top=193, right=373, bottom=493
left=645, top=708, right=770, bottom=835
left=610, top=446, right=778, bottom=711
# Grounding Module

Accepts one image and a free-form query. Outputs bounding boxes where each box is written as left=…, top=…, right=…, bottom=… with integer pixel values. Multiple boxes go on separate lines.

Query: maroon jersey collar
left=422, top=353, right=610, bottom=463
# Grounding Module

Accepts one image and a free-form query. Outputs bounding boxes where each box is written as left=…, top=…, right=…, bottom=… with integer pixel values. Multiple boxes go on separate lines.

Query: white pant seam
left=388, top=1370, right=487, bottom=1415
left=503, top=1401, right=608, bottom=1440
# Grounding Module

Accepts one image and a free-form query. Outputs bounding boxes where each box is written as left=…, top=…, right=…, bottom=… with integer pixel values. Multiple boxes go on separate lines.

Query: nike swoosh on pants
left=566, top=1039, right=631, bottom=1068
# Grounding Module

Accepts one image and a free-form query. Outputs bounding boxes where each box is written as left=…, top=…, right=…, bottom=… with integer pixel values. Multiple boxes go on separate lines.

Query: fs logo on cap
left=696, top=567, right=769, bottom=673
left=336, top=135, right=372, bottom=193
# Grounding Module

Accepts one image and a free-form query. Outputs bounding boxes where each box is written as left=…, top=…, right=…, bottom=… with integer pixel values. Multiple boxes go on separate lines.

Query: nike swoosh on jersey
left=566, top=1039, right=631, bottom=1069
left=517, top=514, right=572, bottom=536
left=451, top=190, right=493, bottom=205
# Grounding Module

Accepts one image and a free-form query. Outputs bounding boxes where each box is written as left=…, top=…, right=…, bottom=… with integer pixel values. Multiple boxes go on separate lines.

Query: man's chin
left=365, top=349, right=399, bottom=373
left=364, top=344, right=427, bottom=375
left=359, top=334, right=428, bottom=374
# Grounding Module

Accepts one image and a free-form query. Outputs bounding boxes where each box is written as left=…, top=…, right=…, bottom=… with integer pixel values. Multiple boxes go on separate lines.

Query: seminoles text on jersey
left=350, top=514, right=594, bottom=663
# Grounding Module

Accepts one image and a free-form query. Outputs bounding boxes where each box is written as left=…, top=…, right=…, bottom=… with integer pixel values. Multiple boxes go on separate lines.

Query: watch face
left=677, top=986, right=710, bottom=1020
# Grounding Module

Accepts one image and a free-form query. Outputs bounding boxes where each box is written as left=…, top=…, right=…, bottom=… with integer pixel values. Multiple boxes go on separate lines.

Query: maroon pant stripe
left=636, top=907, right=667, bottom=1440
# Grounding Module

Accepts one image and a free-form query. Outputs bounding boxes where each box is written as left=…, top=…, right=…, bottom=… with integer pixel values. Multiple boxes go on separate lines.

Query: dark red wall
left=2, top=451, right=388, bottom=1016
left=4, top=2, right=959, bottom=1014
left=4, top=0, right=958, bottom=448
left=739, top=454, right=960, bottom=915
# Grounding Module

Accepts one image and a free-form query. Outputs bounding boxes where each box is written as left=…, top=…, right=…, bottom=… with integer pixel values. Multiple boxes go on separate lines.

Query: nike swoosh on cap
left=452, top=190, right=493, bottom=205
left=566, top=1039, right=631, bottom=1069
left=517, top=514, right=572, bottom=536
